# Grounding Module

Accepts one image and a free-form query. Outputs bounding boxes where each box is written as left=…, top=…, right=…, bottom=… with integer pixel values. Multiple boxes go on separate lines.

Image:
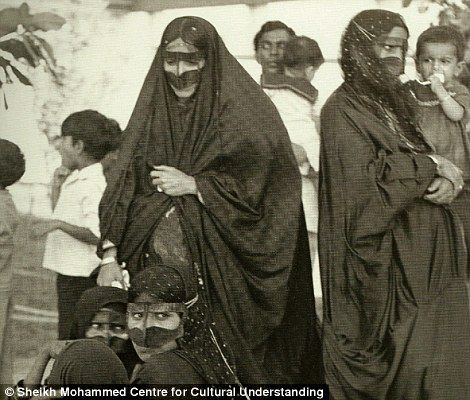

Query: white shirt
left=43, top=163, right=106, bottom=277
left=264, top=87, right=320, bottom=171
left=263, top=86, right=320, bottom=233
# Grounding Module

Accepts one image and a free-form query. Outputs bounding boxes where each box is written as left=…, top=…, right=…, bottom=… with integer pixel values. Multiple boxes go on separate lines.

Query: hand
left=97, top=262, right=124, bottom=287
left=428, top=155, right=464, bottom=192
left=52, top=166, right=71, bottom=189
left=150, top=165, right=197, bottom=197
left=308, top=167, right=319, bottom=189
left=424, top=177, right=459, bottom=204
left=291, top=143, right=308, bottom=166
left=31, top=219, right=61, bottom=237
left=429, top=73, right=446, bottom=96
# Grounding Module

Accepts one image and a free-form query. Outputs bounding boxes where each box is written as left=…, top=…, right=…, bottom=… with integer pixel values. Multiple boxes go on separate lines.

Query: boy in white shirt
left=34, top=110, right=121, bottom=339
left=262, top=36, right=324, bottom=296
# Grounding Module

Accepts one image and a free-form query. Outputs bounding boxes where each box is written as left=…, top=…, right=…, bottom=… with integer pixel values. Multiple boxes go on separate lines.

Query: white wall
left=0, top=0, right=442, bottom=215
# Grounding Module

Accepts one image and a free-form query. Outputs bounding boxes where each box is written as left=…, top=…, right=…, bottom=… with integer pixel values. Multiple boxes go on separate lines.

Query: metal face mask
left=163, top=50, right=205, bottom=91
left=127, top=302, right=187, bottom=348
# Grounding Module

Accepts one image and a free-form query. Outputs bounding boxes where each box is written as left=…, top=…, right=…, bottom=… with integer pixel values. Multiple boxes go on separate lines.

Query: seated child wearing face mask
left=127, top=262, right=240, bottom=385
left=409, top=25, right=470, bottom=278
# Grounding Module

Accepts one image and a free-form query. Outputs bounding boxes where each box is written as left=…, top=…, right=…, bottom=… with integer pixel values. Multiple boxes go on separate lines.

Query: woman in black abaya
left=97, top=16, right=323, bottom=384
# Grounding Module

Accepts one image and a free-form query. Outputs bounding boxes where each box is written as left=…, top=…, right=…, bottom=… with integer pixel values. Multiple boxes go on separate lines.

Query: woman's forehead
left=376, top=26, right=408, bottom=45
left=165, top=37, right=198, bottom=53
left=91, top=308, right=126, bottom=324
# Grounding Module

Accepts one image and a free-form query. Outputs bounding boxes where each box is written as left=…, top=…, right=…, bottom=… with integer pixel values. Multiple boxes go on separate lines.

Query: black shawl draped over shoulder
left=99, top=17, right=322, bottom=384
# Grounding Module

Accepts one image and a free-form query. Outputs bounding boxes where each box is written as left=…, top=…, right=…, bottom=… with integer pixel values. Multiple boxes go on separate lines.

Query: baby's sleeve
left=452, top=83, right=470, bottom=123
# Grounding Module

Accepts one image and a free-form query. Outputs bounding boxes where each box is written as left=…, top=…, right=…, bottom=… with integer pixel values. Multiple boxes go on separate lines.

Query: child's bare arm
left=32, top=219, right=98, bottom=245
left=430, top=76, right=465, bottom=121
left=55, top=221, right=99, bottom=245
left=439, top=94, right=465, bottom=121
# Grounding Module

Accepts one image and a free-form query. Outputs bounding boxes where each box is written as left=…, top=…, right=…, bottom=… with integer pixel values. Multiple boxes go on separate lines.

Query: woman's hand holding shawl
left=424, top=177, right=458, bottom=204
left=150, top=165, right=198, bottom=197
left=426, top=154, right=464, bottom=199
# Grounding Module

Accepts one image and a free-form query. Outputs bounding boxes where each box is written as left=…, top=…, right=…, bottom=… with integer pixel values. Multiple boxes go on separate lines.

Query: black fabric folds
left=99, top=17, right=322, bottom=383
left=68, top=286, right=127, bottom=340
left=47, top=340, right=128, bottom=385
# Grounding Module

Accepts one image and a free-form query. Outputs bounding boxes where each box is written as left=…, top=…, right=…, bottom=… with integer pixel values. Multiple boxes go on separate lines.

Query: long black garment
left=319, top=83, right=470, bottom=399
left=99, top=17, right=322, bottom=384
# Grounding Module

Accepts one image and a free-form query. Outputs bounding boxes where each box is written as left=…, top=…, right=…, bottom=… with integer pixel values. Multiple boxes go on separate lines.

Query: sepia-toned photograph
left=0, top=0, right=469, bottom=399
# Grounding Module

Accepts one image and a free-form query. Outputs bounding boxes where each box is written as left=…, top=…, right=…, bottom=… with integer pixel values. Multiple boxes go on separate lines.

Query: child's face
left=127, top=292, right=183, bottom=362
left=417, top=42, right=462, bottom=83
left=58, top=135, right=81, bottom=170
left=305, top=65, right=319, bottom=82
left=85, top=307, right=128, bottom=354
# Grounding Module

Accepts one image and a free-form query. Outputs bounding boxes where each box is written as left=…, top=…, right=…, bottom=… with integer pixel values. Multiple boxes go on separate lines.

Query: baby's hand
left=429, top=73, right=446, bottom=95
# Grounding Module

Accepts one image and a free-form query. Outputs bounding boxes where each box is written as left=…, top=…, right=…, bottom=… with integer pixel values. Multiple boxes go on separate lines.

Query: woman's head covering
left=68, top=286, right=139, bottom=376
left=46, top=339, right=128, bottom=385
left=69, top=286, right=127, bottom=340
left=129, top=265, right=239, bottom=384
left=340, top=10, right=428, bottom=151
left=99, top=16, right=298, bottom=261
left=99, top=17, right=320, bottom=383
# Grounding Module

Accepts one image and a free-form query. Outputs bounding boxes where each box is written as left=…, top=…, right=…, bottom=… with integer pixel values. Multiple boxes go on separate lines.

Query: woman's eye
left=165, top=59, right=177, bottom=65
left=90, top=323, right=100, bottom=329
left=155, top=312, right=170, bottom=320
left=111, top=325, right=126, bottom=332
left=131, top=312, right=143, bottom=319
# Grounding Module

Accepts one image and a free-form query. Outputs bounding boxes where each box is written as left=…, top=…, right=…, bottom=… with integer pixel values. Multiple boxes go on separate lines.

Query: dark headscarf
left=130, top=266, right=239, bottom=384
left=46, top=339, right=128, bottom=385
left=68, top=286, right=138, bottom=377
left=99, top=17, right=321, bottom=383
left=69, top=286, right=127, bottom=340
left=340, top=10, right=429, bottom=152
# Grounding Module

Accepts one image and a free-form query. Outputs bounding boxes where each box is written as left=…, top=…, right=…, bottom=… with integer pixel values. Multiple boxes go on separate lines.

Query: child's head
left=284, top=36, right=324, bottom=81
left=416, top=25, right=465, bottom=83
left=127, top=265, right=187, bottom=362
left=0, top=139, right=25, bottom=189
left=60, top=110, right=122, bottom=170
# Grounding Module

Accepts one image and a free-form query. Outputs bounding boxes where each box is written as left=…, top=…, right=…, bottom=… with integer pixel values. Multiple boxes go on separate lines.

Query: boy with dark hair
left=35, top=110, right=121, bottom=339
left=0, top=139, right=25, bottom=384
left=410, top=25, right=470, bottom=277
left=254, top=20, right=295, bottom=76
left=262, top=35, right=324, bottom=299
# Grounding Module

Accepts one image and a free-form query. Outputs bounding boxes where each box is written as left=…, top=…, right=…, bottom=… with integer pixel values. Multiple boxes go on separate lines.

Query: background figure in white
left=262, top=35, right=324, bottom=303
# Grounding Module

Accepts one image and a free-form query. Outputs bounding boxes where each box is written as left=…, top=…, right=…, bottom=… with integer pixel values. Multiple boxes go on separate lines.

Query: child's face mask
left=85, top=308, right=128, bottom=354
left=127, top=302, right=186, bottom=349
